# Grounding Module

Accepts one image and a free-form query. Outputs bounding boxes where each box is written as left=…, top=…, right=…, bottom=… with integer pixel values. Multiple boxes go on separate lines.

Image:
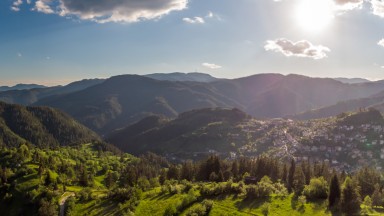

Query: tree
left=355, top=167, right=380, bottom=198
left=292, top=166, right=305, bottom=196
left=38, top=199, right=58, bottom=216
left=282, top=164, right=287, bottom=185
left=363, top=195, right=372, bottom=209
left=371, top=184, right=382, bottom=207
left=287, top=159, right=295, bottom=193
left=181, top=161, right=194, bottom=181
left=303, top=176, right=328, bottom=199
left=340, top=177, right=361, bottom=214
left=328, top=174, right=341, bottom=208
left=231, top=160, right=239, bottom=181
left=167, top=165, right=180, bottom=180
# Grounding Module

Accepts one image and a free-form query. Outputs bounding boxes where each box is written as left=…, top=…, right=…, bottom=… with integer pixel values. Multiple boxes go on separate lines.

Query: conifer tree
left=282, top=164, right=287, bottom=185
left=293, top=166, right=305, bottom=195
left=371, top=184, right=382, bottom=207
left=328, top=174, right=341, bottom=207
left=287, top=159, right=295, bottom=193
left=341, top=177, right=361, bottom=214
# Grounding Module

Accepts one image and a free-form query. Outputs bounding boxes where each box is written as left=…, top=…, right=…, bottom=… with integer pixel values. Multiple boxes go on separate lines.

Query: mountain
left=34, top=73, right=384, bottom=135
left=0, top=102, right=100, bottom=148
left=333, top=77, right=371, bottom=84
left=0, top=84, right=47, bottom=92
left=0, top=78, right=104, bottom=105
left=145, top=72, right=219, bottom=82
left=292, top=90, right=384, bottom=120
left=106, top=108, right=249, bottom=155
left=224, top=74, right=384, bottom=118
left=35, top=75, right=241, bottom=134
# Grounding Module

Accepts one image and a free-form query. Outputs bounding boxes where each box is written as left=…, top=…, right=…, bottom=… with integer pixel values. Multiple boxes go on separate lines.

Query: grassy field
left=134, top=188, right=332, bottom=216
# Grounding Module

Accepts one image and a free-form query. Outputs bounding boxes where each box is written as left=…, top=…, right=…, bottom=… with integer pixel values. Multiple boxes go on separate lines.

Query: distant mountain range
left=0, top=102, right=100, bottom=148
left=0, top=79, right=104, bottom=105
left=145, top=72, right=219, bottom=82
left=0, top=84, right=47, bottom=92
left=30, top=73, right=384, bottom=135
left=1, top=73, right=384, bottom=136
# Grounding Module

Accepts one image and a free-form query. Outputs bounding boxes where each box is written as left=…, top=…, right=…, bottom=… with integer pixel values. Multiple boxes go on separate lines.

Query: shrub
left=185, top=204, right=207, bottom=216
left=164, top=204, right=178, bottom=216
left=260, top=203, right=270, bottom=216
left=298, top=195, right=306, bottom=206
left=303, top=177, right=328, bottom=200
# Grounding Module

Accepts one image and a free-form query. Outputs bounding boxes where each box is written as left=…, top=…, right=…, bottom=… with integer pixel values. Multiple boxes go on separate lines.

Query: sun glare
left=296, top=0, right=334, bottom=32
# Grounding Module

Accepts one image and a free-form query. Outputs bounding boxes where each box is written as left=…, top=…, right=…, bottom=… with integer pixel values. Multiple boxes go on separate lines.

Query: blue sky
left=1, top=0, right=384, bottom=86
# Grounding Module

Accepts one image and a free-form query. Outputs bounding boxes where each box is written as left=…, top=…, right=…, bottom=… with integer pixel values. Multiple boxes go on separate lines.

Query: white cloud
left=378, top=39, right=384, bottom=47
left=206, top=11, right=213, bottom=18
left=371, top=0, right=384, bottom=18
left=265, top=38, right=330, bottom=60
left=11, top=0, right=23, bottom=12
left=183, top=17, right=205, bottom=24
left=33, top=0, right=54, bottom=14
left=202, top=63, right=222, bottom=69
left=17, top=53, right=22, bottom=57
left=22, top=0, right=188, bottom=23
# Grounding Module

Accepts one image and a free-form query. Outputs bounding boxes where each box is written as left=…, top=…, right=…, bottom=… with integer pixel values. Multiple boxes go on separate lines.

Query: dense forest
left=0, top=142, right=383, bottom=216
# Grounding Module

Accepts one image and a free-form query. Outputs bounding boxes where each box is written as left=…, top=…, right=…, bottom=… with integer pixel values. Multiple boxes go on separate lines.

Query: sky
left=1, top=0, right=384, bottom=86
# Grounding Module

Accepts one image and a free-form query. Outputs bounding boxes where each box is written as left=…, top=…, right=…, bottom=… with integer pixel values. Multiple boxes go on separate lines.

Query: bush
left=78, top=188, right=92, bottom=201
left=185, top=204, right=207, bottom=216
left=298, top=195, right=306, bottom=206
left=164, top=204, right=178, bottom=216
left=260, top=203, right=270, bottom=216
left=303, top=177, right=328, bottom=200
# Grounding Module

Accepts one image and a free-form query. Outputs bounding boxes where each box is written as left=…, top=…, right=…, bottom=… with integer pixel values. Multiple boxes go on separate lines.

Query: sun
left=295, top=0, right=334, bottom=32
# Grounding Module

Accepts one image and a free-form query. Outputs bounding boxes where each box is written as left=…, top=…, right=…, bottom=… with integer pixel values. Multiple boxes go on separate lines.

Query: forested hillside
left=0, top=102, right=100, bottom=148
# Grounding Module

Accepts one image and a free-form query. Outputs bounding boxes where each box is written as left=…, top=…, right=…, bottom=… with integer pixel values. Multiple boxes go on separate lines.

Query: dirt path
left=59, top=192, right=75, bottom=216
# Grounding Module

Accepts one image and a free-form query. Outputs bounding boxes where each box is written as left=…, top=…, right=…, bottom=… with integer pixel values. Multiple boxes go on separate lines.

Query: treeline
left=159, top=155, right=383, bottom=215
left=0, top=142, right=383, bottom=215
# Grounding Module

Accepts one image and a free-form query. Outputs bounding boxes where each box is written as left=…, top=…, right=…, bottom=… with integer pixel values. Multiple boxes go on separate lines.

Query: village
left=234, top=115, right=384, bottom=172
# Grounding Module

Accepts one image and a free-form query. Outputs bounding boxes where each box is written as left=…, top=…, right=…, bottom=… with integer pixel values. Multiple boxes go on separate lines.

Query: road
left=59, top=192, right=75, bottom=216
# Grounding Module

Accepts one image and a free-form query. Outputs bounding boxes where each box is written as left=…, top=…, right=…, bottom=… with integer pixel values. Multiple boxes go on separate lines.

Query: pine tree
left=293, top=166, right=305, bottom=196
left=282, top=164, right=287, bottom=185
left=341, top=177, right=361, bottom=214
left=371, top=184, right=382, bottom=207
left=328, top=174, right=341, bottom=207
left=231, top=160, right=239, bottom=181
left=287, top=159, right=295, bottom=193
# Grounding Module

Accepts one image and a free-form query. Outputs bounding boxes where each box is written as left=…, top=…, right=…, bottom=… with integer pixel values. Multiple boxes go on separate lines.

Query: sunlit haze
left=1, top=0, right=384, bottom=85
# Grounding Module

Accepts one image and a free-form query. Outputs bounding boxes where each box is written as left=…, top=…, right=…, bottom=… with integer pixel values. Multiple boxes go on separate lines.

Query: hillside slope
left=0, top=102, right=100, bottom=148
left=106, top=108, right=249, bottom=155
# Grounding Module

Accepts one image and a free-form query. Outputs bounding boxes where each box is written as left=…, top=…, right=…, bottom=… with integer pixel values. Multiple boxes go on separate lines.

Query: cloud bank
left=24, top=0, right=188, bottom=23
left=265, top=38, right=330, bottom=60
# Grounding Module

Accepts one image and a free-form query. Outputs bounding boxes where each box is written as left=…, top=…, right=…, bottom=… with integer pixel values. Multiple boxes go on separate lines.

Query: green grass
left=210, top=194, right=330, bottom=216
left=134, top=188, right=337, bottom=216
left=135, top=188, right=186, bottom=216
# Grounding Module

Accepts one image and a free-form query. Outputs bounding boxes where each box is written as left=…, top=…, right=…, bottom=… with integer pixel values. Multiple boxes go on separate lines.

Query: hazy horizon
left=2, top=0, right=384, bottom=86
